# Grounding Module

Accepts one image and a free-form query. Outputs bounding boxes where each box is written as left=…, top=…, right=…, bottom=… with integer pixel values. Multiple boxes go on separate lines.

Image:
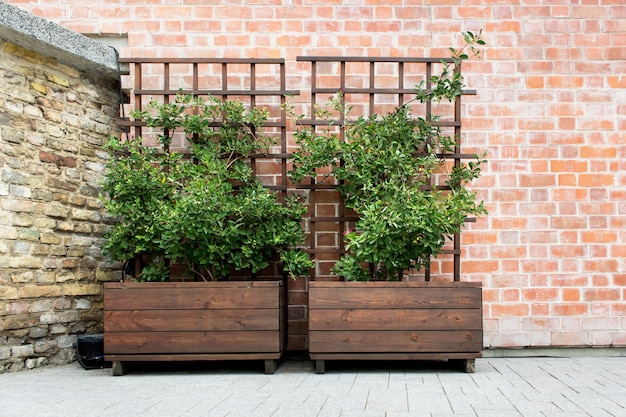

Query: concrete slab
left=1, top=357, right=625, bottom=417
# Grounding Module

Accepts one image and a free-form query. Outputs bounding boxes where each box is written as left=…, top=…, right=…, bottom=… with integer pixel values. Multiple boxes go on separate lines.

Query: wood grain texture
left=309, top=308, right=482, bottom=331
left=103, top=281, right=285, bottom=359
left=105, top=331, right=281, bottom=354
left=309, top=284, right=481, bottom=310
left=309, top=330, right=483, bottom=353
left=308, top=281, right=483, bottom=359
left=104, top=309, right=280, bottom=332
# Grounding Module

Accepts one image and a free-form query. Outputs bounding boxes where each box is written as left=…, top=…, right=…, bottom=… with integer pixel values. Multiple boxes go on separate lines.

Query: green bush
left=290, top=31, right=487, bottom=281
left=102, top=93, right=312, bottom=281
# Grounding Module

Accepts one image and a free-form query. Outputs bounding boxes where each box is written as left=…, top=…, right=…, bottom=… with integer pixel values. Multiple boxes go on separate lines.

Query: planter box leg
left=315, top=360, right=325, bottom=374
left=462, top=359, right=476, bottom=373
left=112, top=361, right=127, bottom=376
left=264, top=360, right=278, bottom=374
left=450, top=359, right=475, bottom=373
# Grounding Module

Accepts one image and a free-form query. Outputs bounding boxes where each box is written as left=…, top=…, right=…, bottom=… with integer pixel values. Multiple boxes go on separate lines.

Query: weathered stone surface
left=0, top=287, right=19, bottom=300
left=39, top=150, right=77, bottom=168
left=3, top=314, right=39, bottom=330
left=11, top=345, right=34, bottom=358
left=29, top=326, right=48, bottom=338
left=40, top=311, right=79, bottom=325
left=1, top=24, right=120, bottom=372
left=63, top=283, right=100, bottom=296
left=19, top=285, right=63, bottom=299
left=43, top=204, right=70, bottom=219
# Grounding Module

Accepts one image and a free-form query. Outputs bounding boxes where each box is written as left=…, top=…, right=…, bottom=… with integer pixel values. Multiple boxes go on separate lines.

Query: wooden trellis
left=295, top=56, right=476, bottom=282
left=117, top=56, right=476, bottom=283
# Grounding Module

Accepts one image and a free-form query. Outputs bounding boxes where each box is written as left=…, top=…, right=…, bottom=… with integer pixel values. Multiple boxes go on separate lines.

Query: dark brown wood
left=309, top=308, right=482, bottom=331
left=104, top=309, right=280, bottom=332
left=309, top=330, right=482, bottom=353
left=308, top=281, right=483, bottom=372
left=309, top=282, right=482, bottom=310
left=103, top=281, right=285, bottom=374
left=104, top=281, right=281, bottom=310
left=120, top=57, right=288, bottom=64
left=106, top=331, right=281, bottom=354
left=309, top=352, right=482, bottom=361
left=106, top=353, right=282, bottom=361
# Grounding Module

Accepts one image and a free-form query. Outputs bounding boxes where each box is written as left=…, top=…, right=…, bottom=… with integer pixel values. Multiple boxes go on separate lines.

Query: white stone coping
left=0, top=1, right=120, bottom=80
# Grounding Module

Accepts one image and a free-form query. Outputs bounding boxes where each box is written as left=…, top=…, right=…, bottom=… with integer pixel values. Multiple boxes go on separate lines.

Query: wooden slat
left=309, top=285, right=482, bottom=310
left=104, top=281, right=282, bottom=310
left=309, top=330, right=483, bottom=353
left=309, top=308, right=482, bottom=331
left=105, top=331, right=280, bottom=354
left=105, top=353, right=283, bottom=362
left=104, top=309, right=280, bottom=332
left=119, top=58, right=286, bottom=64
left=297, top=56, right=455, bottom=64
left=309, top=352, right=482, bottom=361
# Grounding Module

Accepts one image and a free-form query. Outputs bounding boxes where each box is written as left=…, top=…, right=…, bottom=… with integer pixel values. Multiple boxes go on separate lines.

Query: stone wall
left=0, top=39, right=120, bottom=372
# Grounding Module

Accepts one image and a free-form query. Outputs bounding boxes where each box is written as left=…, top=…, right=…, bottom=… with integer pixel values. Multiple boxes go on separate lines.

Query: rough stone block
left=34, top=271, right=55, bottom=284
left=33, top=217, right=56, bottom=229
left=63, top=283, right=100, bottom=296
left=0, top=226, right=18, bottom=240
left=0, top=347, right=10, bottom=360
left=29, top=326, right=48, bottom=339
left=34, top=339, right=55, bottom=354
left=41, top=258, right=62, bottom=269
left=10, top=271, right=34, bottom=283
left=0, top=286, right=19, bottom=300
left=49, top=324, right=67, bottom=335
left=2, top=198, right=40, bottom=213
left=43, top=204, right=70, bottom=219
left=2, top=170, right=29, bottom=185
left=3, top=314, right=38, bottom=330
left=11, top=214, right=35, bottom=227
left=0, top=126, right=24, bottom=144
left=69, top=195, right=85, bottom=206
left=53, top=298, right=71, bottom=310
left=11, top=344, right=35, bottom=358
left=55, top=271, right=75, bottom=283
left=73, top=299, right=91, bottom=310
left=61, top=258, right=78, bottom=269
left=40, top=310, right=78, bottom=325
left=49, top=246, right=67, bottom=256
left=5, top=256, right=41, bottom=269
left=11, top=241, right=30, bottom=254
left=45, top=177, right=77, bottom=192
left=55, top=221, right=73, bottom=231
left=56, top=335, right=76, bottom=349
left=19, top=285, right=62, bottom=299
left=30, top=299, right=53, bottom=313
left=30, top=81, right=48, bottom=95
left=71, top=208, right=100, bottom=222
left=17, top=229, right=40, bottom=241
left=9, top=185, right=32, bottom=198
left=40, top=233, right=62, bottom=245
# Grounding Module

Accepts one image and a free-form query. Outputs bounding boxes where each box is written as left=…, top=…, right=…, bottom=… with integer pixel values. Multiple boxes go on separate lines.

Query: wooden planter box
left=103, top=281, right=285, bottom=375
left=309, top=281, right=482, bottom=373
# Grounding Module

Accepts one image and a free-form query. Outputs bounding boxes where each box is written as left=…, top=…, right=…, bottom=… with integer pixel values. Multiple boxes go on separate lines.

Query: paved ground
left=1, top=356, right=625, bottom=417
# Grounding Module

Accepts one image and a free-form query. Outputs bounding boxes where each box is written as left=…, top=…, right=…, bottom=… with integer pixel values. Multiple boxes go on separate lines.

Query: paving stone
left=1, top=358, right=626, bottom=416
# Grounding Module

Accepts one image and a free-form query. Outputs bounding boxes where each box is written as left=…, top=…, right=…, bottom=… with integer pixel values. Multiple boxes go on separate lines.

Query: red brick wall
left=9, top=0, right=626, bottom=349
